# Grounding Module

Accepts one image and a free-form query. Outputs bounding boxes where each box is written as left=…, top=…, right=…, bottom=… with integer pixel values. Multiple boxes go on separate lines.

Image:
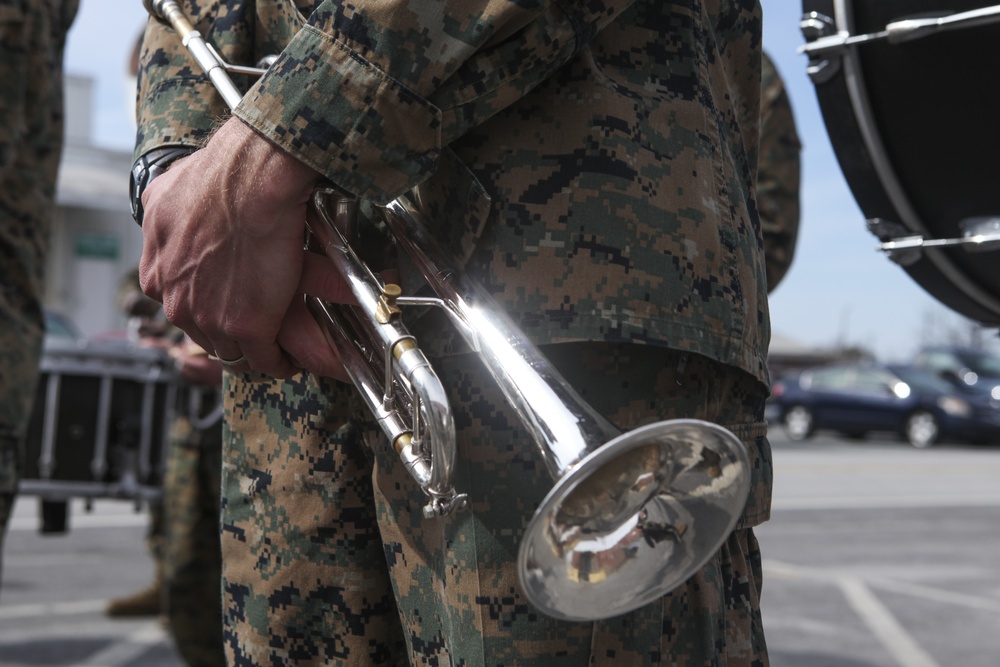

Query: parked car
left=44, top=309, right=81, bottom=340
left=912, top=346, right=1000, bottom=397
left=769, top=362, right=1000, bottom=448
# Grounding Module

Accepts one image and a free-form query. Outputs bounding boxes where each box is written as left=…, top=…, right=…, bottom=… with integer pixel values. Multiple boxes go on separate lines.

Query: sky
left=61, top=1, right=1000, bottom=362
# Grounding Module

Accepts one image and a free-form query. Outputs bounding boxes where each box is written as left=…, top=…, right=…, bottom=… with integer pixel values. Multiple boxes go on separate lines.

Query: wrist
left=214, top=117, right=322, bottom=208
left=129, top=146, right=196, bottom=226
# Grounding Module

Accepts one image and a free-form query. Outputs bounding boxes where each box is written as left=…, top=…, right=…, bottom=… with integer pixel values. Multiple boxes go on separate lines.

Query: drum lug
left=867, top=219, right=922, bottom=266
left=800, top=12, right=842, bottom=84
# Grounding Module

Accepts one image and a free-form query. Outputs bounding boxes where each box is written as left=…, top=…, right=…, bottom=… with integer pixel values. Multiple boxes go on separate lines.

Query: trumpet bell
left=518, top=419, right=750, bottom=621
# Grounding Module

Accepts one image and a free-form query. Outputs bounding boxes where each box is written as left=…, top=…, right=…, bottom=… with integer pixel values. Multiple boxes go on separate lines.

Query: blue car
left=769, top=362, right=1000, bottom=448
left=912, top=346, right=1000, bottom=395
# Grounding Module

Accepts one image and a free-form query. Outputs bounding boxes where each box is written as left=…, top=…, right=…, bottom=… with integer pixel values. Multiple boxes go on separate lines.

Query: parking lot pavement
left=2, top=432, right=999, bottom=666
left=760, top=432, right=1000, bottom=667
left=1, top=498, right=185, bottom=667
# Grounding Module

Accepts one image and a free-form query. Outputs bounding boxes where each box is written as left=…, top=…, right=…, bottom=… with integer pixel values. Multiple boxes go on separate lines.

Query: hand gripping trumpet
left=144, top=0, right=752, bottom=621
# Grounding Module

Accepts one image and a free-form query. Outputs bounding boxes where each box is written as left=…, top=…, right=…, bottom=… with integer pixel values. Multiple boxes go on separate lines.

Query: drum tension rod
left=800, top=5, right=1000, bottom=59
left=868, top=218, right=1000, bottom=266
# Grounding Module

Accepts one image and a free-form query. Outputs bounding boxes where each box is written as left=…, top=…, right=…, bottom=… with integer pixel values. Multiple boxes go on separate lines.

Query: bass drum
left=800, top=0, right=1000, bottom=325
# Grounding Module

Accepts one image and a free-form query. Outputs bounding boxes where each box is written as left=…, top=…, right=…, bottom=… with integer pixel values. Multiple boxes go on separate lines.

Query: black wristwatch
left=129, top=146, right=196, bottom=226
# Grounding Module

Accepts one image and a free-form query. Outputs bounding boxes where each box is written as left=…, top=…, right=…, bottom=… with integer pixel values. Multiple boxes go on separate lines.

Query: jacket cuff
left=234, top=23, right=442, bottom=205
left=134, top=77, right=224, bottom=161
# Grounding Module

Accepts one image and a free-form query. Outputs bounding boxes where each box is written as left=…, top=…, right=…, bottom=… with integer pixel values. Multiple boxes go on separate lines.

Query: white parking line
left=765, top=560, right=1000, bottom=612
left=8, top=511, right=149, bottom=532
left=771, top=494, right=1000, bottom=511
left=0, top=598, right=107, bottom=620
left=764, top=560, right=1000, bottom=667
left=870, top=578, right=1000, bottom=614
left=78, top=621, right=168, bottom=667
left=839, top=577, right=940, bottom=667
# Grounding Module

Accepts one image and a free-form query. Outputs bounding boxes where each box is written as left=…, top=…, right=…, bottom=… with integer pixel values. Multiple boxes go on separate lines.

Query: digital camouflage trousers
left=163, top=413, right=226, bottom=667
left=220, top=343, right=772, bottom=666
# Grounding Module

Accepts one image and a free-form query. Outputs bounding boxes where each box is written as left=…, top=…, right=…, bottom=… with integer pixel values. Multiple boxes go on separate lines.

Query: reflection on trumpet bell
left=553, top=443, right=669, bottom=535
left=519, top=419, right=749, bottom=621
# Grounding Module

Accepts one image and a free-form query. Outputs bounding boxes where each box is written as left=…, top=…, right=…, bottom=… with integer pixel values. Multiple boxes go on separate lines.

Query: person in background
left=759, top=51, right=802, bottom=294
left=107, top=269, right=226, bottom=667
left=161, top=336, right=226, bottom=667
left=104, top=271, right=171, bottom=618
left=134, top=1, right=771, bottom=664
left=0, top=0, right=79, bottom=594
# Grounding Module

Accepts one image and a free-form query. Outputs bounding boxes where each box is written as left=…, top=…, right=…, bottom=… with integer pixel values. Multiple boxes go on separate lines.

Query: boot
left=106, top=575, right=164, bottom=617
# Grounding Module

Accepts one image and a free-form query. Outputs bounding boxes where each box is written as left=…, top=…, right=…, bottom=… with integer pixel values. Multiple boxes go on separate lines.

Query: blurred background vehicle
left=769, top=362, right=1000, bottom=448
left=44, top=309, right=82, bottom=341
left=911, top=346, right=1000, bottom=397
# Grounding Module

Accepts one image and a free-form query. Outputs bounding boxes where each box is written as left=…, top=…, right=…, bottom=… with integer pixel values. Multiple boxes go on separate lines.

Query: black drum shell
left=802, top=0, right=1000, bottom=325
left=21, top=338, right=176, bottom=503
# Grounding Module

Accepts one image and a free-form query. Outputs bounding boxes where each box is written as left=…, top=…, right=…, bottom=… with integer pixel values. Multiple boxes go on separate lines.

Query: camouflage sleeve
left=757, top=51, right=801, bottom=293
left=235, top=0, right=637, bottom=205
left=134, top=2, right=259, bottom=161
left=0, top=0, right=78, bottom=173
left=0, top=4, right=25, bottom=174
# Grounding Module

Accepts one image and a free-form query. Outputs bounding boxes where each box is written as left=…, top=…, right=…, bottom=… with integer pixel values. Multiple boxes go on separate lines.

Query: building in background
left=47, top=74, right=141, bottom=338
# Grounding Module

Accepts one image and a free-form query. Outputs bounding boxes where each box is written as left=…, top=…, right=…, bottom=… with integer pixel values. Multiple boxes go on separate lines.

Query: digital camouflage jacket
left=0, top=0, right=78, bottom=485
left=136, top=0, right=770, bottom=387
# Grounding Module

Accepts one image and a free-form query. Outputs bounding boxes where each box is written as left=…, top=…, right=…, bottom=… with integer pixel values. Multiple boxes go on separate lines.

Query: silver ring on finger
left=216, top=353, right=246, bottom=368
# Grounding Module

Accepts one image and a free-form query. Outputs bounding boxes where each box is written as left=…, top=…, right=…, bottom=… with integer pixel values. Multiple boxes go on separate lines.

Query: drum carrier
left=800, top=1, right=1000, bottom=325
left=20, top=338, right=178, bottom=510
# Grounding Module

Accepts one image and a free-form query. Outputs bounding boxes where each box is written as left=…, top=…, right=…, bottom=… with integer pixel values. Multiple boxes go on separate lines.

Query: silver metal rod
left=800, top=4, right=1000, bottom=56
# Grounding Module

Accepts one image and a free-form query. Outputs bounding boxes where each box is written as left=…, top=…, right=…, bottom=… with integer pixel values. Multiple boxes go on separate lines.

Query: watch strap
left=129, top=146, right=196, bottom=226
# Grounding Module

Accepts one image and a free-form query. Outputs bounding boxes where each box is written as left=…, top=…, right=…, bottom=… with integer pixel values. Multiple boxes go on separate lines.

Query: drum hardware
left=144, top=0, right=752, bottom=621
left=20, top=338, right=179, bottom=506
left=801, top=4, right=1000, bottom=62
left=186, top=392, right=223, bottom=431
left=800, top=0, right=1000, bottom=325
left=800, top=13, right=844, bottom=83
left=870, top=217, right=1000, bottom=266
left=801, top=5, right=1000, bottom=84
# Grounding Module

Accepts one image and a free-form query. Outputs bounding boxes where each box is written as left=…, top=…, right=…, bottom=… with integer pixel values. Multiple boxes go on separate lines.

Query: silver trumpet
left=144, top=0, right=752, bottom=621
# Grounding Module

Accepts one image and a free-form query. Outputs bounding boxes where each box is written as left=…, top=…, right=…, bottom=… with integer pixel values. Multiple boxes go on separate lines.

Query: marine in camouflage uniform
left=758, top=51, right=802, bottom=294
left=163, top=363, right=226, bottom=667
left=135, top=1, right=772, bottom=664
left=0, top=0, right=78, bottom=590
left=114, top=269, right=227, bottom=667
left=105, top=268, right=170, bottom=619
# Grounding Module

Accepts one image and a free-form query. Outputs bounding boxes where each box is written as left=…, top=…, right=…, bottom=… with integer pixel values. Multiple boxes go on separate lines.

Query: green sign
left=75, top=233, right=120, bottom=260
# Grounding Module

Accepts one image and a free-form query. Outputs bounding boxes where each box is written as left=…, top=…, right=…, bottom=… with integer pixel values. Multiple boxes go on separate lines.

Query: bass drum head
left=802, top=0, right=1000, bottom=325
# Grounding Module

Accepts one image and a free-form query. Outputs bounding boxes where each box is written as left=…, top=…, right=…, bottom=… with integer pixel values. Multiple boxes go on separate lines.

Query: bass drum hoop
left=802, top=0, right=1000, bottom=325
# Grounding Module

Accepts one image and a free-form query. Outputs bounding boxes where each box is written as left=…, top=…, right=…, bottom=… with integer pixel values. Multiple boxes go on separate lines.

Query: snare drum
left=20, top=337, right=178, bottom=503
left=801, top=0, right=1000, bottom=325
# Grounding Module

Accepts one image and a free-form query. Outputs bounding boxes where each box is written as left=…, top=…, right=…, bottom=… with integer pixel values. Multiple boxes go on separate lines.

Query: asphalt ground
left=2, top=429, right=999, bottom=667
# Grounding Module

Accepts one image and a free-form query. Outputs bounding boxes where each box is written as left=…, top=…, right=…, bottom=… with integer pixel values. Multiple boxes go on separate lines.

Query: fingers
left=204, top=252, right=352, bottom=379
left=138, top=148, right=355, bottom=381
left=231, top=339, right=300, bottom=379
left=277, top=296, right=352, bottom=383
left=207, top=300, right=304, bottom=379
left=150, top=258, right=354, bottom=381
left=299, top=251, right=358, bottom=305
